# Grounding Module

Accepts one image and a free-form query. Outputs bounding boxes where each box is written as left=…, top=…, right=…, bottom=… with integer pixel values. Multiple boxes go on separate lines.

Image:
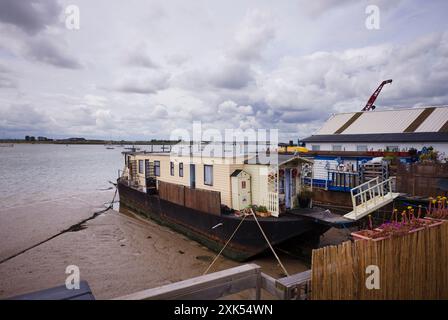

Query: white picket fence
left=268, top=192, right=279, bottom=217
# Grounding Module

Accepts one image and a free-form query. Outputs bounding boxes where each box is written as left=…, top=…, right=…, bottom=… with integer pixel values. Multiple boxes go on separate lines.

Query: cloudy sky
left=0, top=0, right=447, bottom=141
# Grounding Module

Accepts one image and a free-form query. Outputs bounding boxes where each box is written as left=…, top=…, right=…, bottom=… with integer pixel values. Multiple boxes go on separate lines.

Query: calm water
left=0, top=144, right=133, bottom=209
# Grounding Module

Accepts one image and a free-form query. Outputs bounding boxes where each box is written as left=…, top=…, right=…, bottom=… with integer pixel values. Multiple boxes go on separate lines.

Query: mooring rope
left=203, top=214, right=248, bottom=275
left=249, top=209, right=290, bottom=277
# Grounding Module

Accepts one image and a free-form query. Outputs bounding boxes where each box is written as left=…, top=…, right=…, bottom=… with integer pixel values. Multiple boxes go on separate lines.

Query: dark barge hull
left=118, top=182, right=330, bottom=261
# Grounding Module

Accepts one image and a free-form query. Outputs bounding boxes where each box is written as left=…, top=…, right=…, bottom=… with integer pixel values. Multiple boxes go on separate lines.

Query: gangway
left=344, top=177, right=400, bottom=221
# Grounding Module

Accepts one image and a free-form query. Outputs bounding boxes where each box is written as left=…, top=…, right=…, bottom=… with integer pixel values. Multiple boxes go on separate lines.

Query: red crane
left=362, top=79, right=392, bottom=111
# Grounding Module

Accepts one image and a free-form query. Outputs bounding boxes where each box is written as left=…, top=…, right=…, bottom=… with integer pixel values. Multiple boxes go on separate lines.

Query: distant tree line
left=25, top=136, right=53, bottom=142
left=16, top=136, right=181, bottom=145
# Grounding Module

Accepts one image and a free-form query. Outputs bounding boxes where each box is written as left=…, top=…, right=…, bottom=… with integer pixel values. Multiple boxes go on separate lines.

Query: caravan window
left=179, top=163, right=184, bottom=177
left=154, top=161, right=160, bottom=176
left=170, top=162, right=174, bottom=176
left=204, top=165, right=213, bottom=186
left=138, top=160, right=144, bottom=174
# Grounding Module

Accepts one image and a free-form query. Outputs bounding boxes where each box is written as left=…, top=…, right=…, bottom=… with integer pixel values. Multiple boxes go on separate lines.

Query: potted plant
left=351, top=215, right=391, bottom=241
left=425, top=196, right=448, bottom=220
left=248, top=205, right=271, bottom=218
left=352, top=206, right=444, bottom=242
left=256, top=205, right=270, bottom=218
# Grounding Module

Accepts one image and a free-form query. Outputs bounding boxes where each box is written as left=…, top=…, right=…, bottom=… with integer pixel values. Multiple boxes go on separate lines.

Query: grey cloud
left=26, top=38, right=82, bottom=69
left=165, top=53, right=189, bottom=66
left=299, top=0, right=403, bottom=18
left=115, top=73, right=169, bottom=94
left=0, top=74, right=15, bottom=88
left=0, top=0, right=60, bottom=35
left=232, top=10, right=275, bottom=62
left=60, top=106, right=97, bottom=127
left=126, top=50, right=159, bottom=69
left=0, top=65, right=16, bottom=88
left=299, top=0, right=357, bottom=17
left=0, top=104, right=53, bottom=132
left=209, top=62, right=253, bottom=90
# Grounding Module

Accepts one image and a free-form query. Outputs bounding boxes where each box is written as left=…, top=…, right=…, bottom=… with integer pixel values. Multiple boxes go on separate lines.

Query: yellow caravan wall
left=243, top=165, right=269, bottom=208
left=130, top=154, right=248, bottom=208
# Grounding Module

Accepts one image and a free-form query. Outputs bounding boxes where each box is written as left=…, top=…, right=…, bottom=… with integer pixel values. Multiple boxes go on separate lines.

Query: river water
left=0, top=143, right=345, bottom=299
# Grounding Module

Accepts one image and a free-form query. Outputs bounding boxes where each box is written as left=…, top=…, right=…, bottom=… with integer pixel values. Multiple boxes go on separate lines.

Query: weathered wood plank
left=260, top=273, right=283, bottom=299
left=116, top=264, right=261, bottom=300
left=276, top=270, right=312, bottom=300
left=277, top=270, right=311, bottom=287
left=184, top=186, right=221, bottom=215
left=158, top=181, right=185, bottom=206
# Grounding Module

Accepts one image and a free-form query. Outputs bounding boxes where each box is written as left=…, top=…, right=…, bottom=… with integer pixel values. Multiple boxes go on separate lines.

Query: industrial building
left=303, top=106, right=448, bottom=154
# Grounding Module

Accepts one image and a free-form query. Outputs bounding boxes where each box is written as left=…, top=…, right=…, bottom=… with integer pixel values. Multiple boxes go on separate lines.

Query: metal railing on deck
left=350, top=176, right=395, bottom=219
left=327, top=170, right=360, bottom=191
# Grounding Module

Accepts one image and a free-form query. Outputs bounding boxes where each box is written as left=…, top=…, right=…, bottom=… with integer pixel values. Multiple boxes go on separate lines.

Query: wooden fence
left=311, top=222, right=448, bottom=300
left=158, top=180, right=185, bottom=206
left=395, top=163, right=448, bottom=197
left=158, top=181, right=221, bottom=215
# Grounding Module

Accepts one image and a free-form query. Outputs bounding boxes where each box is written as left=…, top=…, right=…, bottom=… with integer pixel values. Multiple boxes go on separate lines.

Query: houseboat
left=117, top=146, right=346, bottom=261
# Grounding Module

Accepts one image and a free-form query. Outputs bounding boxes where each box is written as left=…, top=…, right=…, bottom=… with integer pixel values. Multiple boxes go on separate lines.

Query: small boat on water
left=0, top=143, right=14, bottom=147
left=118, top=148, right=351, bottom=261
left=106, top=147, right=115, bottom=149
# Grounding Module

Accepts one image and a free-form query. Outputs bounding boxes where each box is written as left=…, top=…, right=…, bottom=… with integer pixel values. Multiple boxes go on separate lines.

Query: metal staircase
left=343, top=176, right=400, bottom=221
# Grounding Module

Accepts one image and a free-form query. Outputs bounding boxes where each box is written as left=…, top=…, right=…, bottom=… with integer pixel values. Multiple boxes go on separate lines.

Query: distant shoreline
left=0, top=140, right=179, bottom=145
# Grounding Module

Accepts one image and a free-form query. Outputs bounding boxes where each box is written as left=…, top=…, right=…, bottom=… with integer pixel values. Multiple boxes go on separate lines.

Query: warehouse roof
left=315, top=106, right=448, bottom=135
left=302, top=132, right=448, bottom=143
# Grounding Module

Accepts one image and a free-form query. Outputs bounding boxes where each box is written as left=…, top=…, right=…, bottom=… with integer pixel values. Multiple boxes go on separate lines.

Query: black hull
left=117, top=182, right=329, bottom=261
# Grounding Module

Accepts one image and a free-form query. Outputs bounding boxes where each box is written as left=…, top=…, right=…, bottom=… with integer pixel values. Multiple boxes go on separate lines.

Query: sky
left=0, top=0, right=448, bottom=141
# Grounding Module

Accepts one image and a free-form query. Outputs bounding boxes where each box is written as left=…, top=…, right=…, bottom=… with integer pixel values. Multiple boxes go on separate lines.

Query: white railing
left=268, top=192, right=279, bottom=217
left=350, top=176, right=395, bottom=219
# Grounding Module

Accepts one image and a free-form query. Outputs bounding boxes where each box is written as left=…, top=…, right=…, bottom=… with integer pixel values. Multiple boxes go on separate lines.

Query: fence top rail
left=276, top=270, right=311, bottom=288
left=114, top=263, right=261, bottom=300
left=354, top=176, right=379, bottom=190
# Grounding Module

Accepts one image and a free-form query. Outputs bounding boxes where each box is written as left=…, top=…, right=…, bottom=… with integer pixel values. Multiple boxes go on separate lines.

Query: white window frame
left=204, top=165, right=213, bottom=186
left=138, top=160, right=144, bottom=174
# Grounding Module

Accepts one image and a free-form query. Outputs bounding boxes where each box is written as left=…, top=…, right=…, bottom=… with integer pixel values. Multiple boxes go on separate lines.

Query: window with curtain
left=204, top=165, right=213, bottom=186
left=154, top=161, right=160, bottom=176
left=179, top=163, right=183, bottom=177
left=138, top=160, right=144, bottom=174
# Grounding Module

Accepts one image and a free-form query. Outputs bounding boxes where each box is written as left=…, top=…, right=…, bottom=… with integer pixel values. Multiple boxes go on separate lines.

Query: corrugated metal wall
left=416, top=107, right=448, bottom=132
left=342, top=108, right=423, bottom=134
left=317, top=113, right=355, bottom=134
left=315, top=107, right=448, bottom=135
